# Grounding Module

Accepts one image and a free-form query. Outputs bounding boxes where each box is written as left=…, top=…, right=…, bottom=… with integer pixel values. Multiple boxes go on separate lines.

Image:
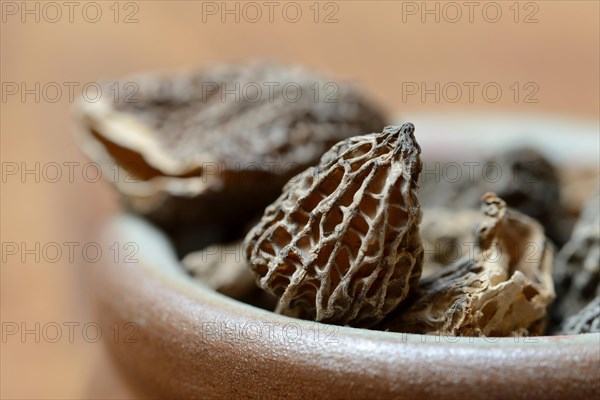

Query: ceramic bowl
left=86, top=114, right=600, bottom=399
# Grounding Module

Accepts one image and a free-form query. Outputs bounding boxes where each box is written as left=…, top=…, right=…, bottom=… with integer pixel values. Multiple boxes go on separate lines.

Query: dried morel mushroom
left=420, top=208, right=481, bottom=277
left=382, top=193, right=555, bottom=336
left=551, top=192, right=599, bottom=328
left=74, top=62, right=386, bottom=231
left=419, top=148, right=567, bottom=245
left=244, top=124, right=424, bottom=327
left=182, top=242, right=255, bottom=299
left=558, top=296, right=600, bottom=335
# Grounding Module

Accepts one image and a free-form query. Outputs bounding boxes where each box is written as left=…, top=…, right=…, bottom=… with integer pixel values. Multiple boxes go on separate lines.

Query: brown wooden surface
left=1, top=1, right=599, bottom=398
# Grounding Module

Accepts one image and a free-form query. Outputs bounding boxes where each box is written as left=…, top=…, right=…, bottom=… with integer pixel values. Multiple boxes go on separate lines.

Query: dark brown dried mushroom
left=551, top=192, right=599, bottom=328
left=244, top=124, right=423, bottom=327
left=419, top=148, right=568, bottom=245
left=381, top=193, right=555, bottom=336
left=558, top=296, right=600, bottom=335
left=74, top=62, right=386, bottom=234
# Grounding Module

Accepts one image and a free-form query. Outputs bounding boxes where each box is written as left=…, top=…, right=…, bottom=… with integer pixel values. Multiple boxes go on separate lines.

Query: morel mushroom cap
left=552, top=192, right=600, bottom=328
left=74, top=62, right=386, bottom=229
left=244, top=123, right=424, bottom=328
left=382, top=193, right=555, bottom=336
left=558, top=296, right=600, bottom=334
left=419, top=148, right=567, bottom=245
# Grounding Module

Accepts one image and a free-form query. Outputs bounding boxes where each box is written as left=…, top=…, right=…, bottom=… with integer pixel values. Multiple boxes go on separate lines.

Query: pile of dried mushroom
left=75, top=62, right=599, bottom=337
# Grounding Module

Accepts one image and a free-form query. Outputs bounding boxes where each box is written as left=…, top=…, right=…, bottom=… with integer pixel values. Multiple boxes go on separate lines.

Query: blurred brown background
left=1, top=1, right=598, bottom=398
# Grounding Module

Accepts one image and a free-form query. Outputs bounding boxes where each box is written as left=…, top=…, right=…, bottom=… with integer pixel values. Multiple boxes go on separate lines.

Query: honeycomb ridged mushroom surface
left=245, top=124, right=424, bottom=327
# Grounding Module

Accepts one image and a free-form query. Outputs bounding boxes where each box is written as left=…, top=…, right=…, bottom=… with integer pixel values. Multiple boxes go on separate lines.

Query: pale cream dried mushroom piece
left=382, top=193, right=555, bottom=336
left=420, top=208, right=481, bottom=277
left=182, top=242, right=256, bottom=299
left=244, top=124, right=424, bottom=328
left=74, top=62, right=386, bottom=229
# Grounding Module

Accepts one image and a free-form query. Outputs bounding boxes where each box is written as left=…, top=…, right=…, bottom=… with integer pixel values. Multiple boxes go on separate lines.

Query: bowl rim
left=92, top=213, right=600, bottom=399
left=104, top=213, right=599, bottom=348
